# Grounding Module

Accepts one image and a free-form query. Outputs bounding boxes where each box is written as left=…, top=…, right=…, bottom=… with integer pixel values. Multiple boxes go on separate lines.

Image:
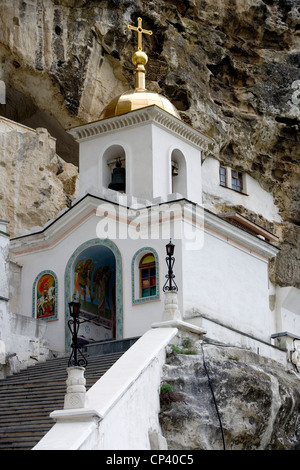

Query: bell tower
left=68, top=18, right=212, bottom=206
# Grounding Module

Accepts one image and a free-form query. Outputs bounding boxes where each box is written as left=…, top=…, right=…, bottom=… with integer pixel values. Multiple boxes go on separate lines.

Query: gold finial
left=127, top=18, right=152, bottom=91
left=127, top=17, right=152, bottom=51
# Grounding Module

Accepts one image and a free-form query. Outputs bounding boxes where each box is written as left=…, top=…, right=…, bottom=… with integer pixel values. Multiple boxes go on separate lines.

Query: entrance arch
left=65, top=239, right=122, bottom=351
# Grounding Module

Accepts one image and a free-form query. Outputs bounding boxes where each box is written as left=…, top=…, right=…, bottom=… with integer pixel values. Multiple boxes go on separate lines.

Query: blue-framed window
left=139, top=254, right=157, bottom=298
left=132, top=248, right=160, bottom=304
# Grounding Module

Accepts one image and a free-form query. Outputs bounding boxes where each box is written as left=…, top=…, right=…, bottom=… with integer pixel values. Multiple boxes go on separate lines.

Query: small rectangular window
left=219, top=166, right=227, bottom=187
left=231, top=171, right=243, bottom=192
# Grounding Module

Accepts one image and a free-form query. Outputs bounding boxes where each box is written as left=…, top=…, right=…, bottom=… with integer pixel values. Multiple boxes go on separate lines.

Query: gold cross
left=127, top=17, right=152, bottom=51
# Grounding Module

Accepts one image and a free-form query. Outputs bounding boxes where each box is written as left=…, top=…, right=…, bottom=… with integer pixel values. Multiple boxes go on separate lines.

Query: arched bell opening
left=171, top=148, right=187, bottom=198
left=102, top=144, right=126, bottom=193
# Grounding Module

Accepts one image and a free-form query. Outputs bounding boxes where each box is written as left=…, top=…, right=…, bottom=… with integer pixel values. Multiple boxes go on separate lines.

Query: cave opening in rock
left=0, top=85, right=79, bottom=166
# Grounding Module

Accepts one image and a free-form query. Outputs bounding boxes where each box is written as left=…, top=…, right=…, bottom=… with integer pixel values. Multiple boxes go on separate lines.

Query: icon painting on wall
left=71, top=245, right=116, bottom=344
left=37, top=273, right=56, bottom=320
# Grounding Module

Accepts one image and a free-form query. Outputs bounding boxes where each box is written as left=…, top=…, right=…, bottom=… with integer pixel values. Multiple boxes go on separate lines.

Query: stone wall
left=0, top=228, right=51, bottom=377
left=0, top=310, right=53, bottom=378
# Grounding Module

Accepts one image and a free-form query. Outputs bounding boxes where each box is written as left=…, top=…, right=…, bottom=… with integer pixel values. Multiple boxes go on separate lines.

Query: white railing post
left=64, top=366, right=87, bottom=409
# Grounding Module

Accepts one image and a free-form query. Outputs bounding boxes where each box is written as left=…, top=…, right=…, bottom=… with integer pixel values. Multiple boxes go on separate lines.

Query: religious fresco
left=36, top=273, right=56, bottom=320
left=71, top=245, right=116, bottom=343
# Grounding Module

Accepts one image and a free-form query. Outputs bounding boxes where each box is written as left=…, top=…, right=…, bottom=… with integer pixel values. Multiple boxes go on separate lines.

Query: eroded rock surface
left=0, top=0, right=299, bottom=285
left=160, top=341, right=300, bottom=450
left=0, top=120, right=78, bottom=237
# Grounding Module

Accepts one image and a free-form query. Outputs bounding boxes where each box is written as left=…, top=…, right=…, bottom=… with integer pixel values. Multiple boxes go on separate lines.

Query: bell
left=172, top=162, right=178, bottom=176
left=108, top=160, right=126, bottom=192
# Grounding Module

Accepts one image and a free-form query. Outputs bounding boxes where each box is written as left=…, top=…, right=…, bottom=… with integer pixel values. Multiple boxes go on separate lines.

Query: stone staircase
left=0, top=351, right=124, bottom=450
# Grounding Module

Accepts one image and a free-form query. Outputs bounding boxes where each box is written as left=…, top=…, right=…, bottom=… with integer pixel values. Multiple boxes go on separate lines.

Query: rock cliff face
left=0, top=0, right=299, bottom=285
left=0, top=119, right=78, bottom=237
left=160, top=341, right=300, bottom=450
left=0, top=1, right=299, bottom=449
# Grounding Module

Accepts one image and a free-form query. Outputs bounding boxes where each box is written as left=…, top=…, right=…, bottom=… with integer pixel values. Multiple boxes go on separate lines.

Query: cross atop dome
left=126, top=17, right=153, bottom=91
left=127, top=17, right=152, bottom=52
left=98, top=17, right=181, bottom=120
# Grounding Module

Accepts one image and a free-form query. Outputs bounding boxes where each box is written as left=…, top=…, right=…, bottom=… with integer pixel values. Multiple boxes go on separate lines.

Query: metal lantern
left=163, top=239, right=178, bottom=292
left=68, top=300, right=81, bottom=318
left=166, top=240, right=175, bottom=257
left=68, top=300, right=88, bottom=368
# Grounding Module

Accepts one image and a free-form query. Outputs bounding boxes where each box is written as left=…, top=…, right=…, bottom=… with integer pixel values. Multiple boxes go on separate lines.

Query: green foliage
left=182, top=337, right=192, bottom=348
left=228, top=355, right=239, bottom=361
left=171, top=342, right=197, bottom=355
left=160, top=383, right=173, bottom=393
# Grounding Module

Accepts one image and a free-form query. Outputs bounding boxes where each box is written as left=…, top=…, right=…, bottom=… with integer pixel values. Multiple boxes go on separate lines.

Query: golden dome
left=99, top=89, right=181, bottom=120
left=99, top=17, right=181, bottom=121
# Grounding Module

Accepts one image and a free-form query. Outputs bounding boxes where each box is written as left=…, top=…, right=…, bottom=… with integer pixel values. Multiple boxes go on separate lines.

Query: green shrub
left=171, top=343, right=197, bottom=355
left=160, top=383, right=173, bottom=393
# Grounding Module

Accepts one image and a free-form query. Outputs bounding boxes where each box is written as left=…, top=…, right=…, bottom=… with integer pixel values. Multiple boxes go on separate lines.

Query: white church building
left=1, top=18, right=300, bottom=377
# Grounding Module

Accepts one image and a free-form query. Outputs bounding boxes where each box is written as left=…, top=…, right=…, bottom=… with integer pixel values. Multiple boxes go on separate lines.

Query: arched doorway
left=65, top=239, right=122, bottom=351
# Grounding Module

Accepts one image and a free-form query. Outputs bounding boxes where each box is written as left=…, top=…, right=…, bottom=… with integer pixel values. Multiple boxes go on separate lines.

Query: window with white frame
left=219, top=166, right=227, bottom=187
left=219, top=165, right=246, bottom=194
left=231, top=170, right=243, bottom=193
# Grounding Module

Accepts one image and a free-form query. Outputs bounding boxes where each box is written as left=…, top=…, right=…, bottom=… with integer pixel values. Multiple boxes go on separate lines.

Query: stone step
left=0, top=401, right=65, bottom=412
left=0, top=354, right=122, bottom=384
left=0, top=376, right=100, bottom=393
left=0, top=413, right=62, bottom=425
left=0, top=439, right=40, bottom=450
left=1, top=426, right=53, bottom=437
left=0, top=416, right=54, bottom=426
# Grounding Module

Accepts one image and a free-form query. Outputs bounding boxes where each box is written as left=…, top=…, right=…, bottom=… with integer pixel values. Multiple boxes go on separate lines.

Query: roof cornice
left=67, top=105, right=213, bottom=148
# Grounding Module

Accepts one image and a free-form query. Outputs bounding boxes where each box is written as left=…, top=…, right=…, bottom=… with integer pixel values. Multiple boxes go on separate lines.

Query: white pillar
left=64, top=366, right=88, bottom=409
left=152, top=291, right=207, bottom=337
left=162, top=291, right=182, bottom=321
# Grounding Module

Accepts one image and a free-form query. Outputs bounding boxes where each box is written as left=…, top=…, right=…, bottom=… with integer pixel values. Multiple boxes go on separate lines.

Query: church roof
left=99, top=89, right=181, bottom=120
left=219, top=212, right=279, bottom=243
left=10, top=194, right=279, bottom=262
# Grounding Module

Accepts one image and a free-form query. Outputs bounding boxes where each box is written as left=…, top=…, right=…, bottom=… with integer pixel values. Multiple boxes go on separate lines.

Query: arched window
left=139, top=254, right=156, bottom=298
left=132, top=248, right=160, bottom=304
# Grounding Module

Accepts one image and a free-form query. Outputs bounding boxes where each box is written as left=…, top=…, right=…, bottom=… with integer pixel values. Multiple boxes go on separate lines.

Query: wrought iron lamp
left=68, top=300, right=88, bottom=368
left=163, top=240, right=178, bottom=292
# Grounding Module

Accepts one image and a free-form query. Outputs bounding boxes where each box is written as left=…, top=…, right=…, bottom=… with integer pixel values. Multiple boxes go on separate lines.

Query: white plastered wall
left=181, top=222, right=276, bottom=343
left=78, top=121, right=202, bottom=204
left=275, top=286, right=300, bottom=334
left=11, top=200, right=279, bottom=354
left=11, top=208, right=183, bottom=353
left=202, top=156, right=282, bottom=223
